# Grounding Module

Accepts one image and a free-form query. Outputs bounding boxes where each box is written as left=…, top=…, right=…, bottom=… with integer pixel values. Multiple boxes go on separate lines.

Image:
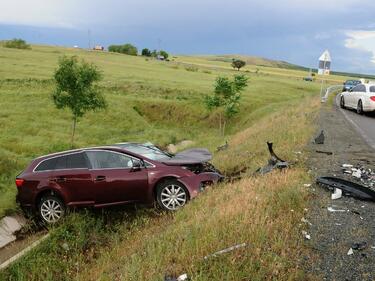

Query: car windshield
left=115, top=143, right=171, bottom=160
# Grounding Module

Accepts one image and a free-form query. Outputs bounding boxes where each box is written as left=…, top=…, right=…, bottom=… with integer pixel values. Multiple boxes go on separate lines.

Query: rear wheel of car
left=357, top=100, right=363, bottom=115
left=340, top=96, right=346, bottom=109
left=38, top=195, right=65, bottom=224
left=156, top=180, right=189, bottom=211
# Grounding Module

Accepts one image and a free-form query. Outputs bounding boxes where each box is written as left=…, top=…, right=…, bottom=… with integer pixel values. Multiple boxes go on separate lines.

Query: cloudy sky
left=1, top=0, right=375, bottom=74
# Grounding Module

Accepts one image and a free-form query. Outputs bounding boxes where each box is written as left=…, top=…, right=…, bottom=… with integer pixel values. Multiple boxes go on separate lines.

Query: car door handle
left=51, top=177, right=66, bottom=183
left=95, top=175, right=106, bottom=182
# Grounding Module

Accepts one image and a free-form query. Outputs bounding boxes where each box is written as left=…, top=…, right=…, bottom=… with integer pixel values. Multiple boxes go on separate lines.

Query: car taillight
left=15, top=178, right=24, bottom=187
left=370, top=96, right=375, bottom=102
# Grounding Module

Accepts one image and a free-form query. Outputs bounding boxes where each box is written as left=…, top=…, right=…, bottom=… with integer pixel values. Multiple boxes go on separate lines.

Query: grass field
left=0, top=44, right=348, bottom=280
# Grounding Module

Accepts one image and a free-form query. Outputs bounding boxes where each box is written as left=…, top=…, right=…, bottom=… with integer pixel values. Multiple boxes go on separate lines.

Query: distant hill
left=204, top=55, right=310, bottom=71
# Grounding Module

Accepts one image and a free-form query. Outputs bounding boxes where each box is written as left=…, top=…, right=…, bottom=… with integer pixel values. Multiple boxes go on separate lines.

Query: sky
left=1, top=0, right=375, bottom=74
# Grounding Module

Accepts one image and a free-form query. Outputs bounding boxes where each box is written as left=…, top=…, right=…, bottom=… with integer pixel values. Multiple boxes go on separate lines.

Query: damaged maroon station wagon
left=16, top=143, right=223, bottom=223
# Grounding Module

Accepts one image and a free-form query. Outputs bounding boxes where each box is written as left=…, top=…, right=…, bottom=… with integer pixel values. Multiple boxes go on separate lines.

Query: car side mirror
left=131, top=159, right=143, bottom=172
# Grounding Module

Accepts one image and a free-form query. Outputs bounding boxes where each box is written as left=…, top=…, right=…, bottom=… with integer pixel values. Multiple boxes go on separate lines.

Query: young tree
left=231, top=59, right=246, bottom=71
left=204, top=75, right=248, bottom=135
left=141, top=48, right=151, bottom=56
left=52, top=56, right=107, bottom=147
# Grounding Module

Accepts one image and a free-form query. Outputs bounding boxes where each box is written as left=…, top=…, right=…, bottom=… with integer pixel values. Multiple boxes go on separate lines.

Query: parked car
left=303, top=76, right=313, bottom=82
left=342, top=79, right=361, bottom=92
left=340, top=83, right=375, bottom=114
left=16, top=144, right=223, bottom=223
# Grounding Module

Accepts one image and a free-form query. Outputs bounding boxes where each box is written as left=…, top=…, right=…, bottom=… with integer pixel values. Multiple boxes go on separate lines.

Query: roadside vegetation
left=2, top=38, right=31, bottom=50
left=0, top=44, right=351, bottom=280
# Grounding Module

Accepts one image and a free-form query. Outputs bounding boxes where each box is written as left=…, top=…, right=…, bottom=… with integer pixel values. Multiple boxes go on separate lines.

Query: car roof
left=34, top=146, right=128, bottom=161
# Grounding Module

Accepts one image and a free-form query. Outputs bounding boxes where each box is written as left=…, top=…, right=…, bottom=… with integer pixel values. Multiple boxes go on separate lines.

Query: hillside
left=201, top=54, right=310, bottom=70
left=0, top=44, right=336, bottom=280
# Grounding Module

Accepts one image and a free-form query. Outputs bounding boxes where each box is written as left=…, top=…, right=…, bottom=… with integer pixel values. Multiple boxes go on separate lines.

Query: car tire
left=357, top=100, right=364, bottom=115
left=156, top=180, right=189, bottom=211
left=340, top=96, right=346, bottom=109
left=38, top=195, right=65, bottom=224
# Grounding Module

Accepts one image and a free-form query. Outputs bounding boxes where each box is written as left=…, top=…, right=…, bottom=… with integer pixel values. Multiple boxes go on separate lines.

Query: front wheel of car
left=340, top=96, right=346, bottom=109
left=38, top=195, right=65, bottom=224
left=357, top=100, right=364, bottom=115
left=156, top=180, right=189, bottom=211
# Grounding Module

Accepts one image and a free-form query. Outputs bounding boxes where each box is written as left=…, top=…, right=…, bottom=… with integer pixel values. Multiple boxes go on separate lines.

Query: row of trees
left=108, top=43, right=138, bottom=56
left=3, top=38, right=31, bottom=49
left=107, top=43, right=170, bottom=59
left=141, top=48, right=169, bottom=59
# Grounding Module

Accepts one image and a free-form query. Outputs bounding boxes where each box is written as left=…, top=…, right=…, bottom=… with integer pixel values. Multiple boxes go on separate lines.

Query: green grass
left=0, top=44, right=326, bottom=280
left=0, top=44, right=324, bottom=217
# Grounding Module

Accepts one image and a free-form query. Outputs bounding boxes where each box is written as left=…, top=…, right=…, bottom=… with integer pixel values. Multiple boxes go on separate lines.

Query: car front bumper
left=178, top=172, right=224, bottom=199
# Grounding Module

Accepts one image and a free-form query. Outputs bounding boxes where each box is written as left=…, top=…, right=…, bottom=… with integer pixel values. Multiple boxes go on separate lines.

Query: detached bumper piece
left=257, top=142, right=289, bottom=175
left=316, top=176, right=375, bottom=201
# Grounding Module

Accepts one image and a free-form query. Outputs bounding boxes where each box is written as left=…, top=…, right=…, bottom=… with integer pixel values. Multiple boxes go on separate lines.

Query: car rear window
left=86, top=151, right=133, bottom=169
left=34, top=157, right=58, bottom=172
left=35, top=153, right=88, bottom=172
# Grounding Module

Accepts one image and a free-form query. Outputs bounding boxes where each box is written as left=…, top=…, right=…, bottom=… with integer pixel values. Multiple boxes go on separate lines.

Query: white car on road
left=340, top=83, right=375, bottom=114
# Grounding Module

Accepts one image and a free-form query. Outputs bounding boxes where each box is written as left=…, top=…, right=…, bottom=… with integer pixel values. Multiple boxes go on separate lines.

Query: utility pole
left=88, top=29, right=91, bottom=50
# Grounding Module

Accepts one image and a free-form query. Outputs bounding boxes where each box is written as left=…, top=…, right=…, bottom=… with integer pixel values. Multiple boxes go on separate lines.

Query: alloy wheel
left=160, top=184, right=187, bottom=210
left=40, top=199, right=63, bottom=223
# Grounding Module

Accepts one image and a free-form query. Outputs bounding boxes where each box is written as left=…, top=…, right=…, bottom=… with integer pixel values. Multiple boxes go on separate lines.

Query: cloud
left=345, top=30, right=375, bottom=63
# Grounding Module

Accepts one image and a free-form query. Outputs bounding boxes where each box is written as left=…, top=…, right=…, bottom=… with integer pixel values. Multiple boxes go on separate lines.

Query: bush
left=108, top=43, right=138, bottom=56
left=185, top=65, right=199, bottom=72
left=3, top=38, right=31, bottom=50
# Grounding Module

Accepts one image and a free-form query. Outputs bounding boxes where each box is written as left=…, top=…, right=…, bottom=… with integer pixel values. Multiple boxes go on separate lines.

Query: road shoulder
left=306, top=100, right=375, bottom=280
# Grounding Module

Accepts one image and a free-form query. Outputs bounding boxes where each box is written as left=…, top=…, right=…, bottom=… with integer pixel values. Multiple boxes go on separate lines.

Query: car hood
left=160, top=148, right=212, bottom=165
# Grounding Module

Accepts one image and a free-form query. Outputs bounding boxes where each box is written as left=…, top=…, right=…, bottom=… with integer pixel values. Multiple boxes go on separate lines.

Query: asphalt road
left=336, top=94, right=375, bottom=150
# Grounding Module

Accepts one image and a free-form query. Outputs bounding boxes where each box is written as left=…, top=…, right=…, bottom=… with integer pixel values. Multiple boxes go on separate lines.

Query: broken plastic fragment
left=165, top=274, right=188, bottom=281
left=327, top=207, right=346, bottom=212
left=314, top=130, right=325, bottom=144
left=302, top=230, right=311, bottom=240
left=301, top=217, right=312, bottom=225
left=204, top=243, right=246, bottom=260
left=352, top=242, right=367, bottom=251
left=347, top=248, right=354, bottom=255
left=342, top=164, right=354, bottom=168
left=331, top=188, right=342, bottom=200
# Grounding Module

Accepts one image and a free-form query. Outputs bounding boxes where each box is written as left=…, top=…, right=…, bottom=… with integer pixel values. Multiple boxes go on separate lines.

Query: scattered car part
left=257, top=142, right=289, bottom=174
left=317, top=176, right=375, bottom=201
left=347, top=248, right=354, bottom=255
left=165, top=273, right=188, bottom=281
left=331, top=188, right=342, bottom=200
left=216, top=141, right=228, bottom=152
left=301, top=217, right=312, bottom=226
left=302, top=230, right=311, bottom=240
left=352, top=242, right=367, bottom=251
left=314, top=130, right=325, bottom=144
left=204, top=243, right=246, bottom=260
left=327, top=207, right=346, bottom=213
left=316, top=150, right=333, bottom=155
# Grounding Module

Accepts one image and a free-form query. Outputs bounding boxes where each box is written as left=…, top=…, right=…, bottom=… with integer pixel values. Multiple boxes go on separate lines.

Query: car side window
left=86, top=151, right=134, bottom=169
left=353, top=84, right=366, bottom=92
left=370, top=86, right=375, bottom=93
left=34, top=158, right=58, bottom=172
left=66, top=153, right=88, bottom=169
